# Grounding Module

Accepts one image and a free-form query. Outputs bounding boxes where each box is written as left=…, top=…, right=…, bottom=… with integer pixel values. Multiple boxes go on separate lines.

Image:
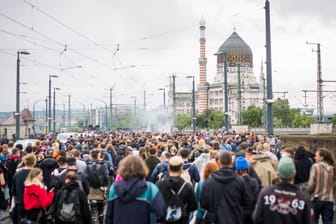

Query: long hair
left=24, top=167, right=43, bottom=187
left=203, top=162, right=219, bottom=180
left=317, top=148, right=336, bottom=191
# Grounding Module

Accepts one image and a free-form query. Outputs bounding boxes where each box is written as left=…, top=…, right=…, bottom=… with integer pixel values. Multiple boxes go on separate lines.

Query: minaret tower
left=198, top=16, right=208, bottom=112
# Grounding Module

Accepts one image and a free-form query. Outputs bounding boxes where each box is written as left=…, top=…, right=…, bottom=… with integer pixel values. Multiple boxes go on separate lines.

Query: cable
left=24, top=0, right=117, bottom=54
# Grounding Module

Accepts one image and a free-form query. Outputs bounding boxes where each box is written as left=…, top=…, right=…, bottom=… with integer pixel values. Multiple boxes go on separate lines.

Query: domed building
left=209, top=31, right=264, bottom=124
left=169, top=20, right=264, bottom=125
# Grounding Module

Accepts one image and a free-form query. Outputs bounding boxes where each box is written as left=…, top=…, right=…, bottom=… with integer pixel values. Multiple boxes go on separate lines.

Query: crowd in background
left=0, top=129, right=334, bottom=224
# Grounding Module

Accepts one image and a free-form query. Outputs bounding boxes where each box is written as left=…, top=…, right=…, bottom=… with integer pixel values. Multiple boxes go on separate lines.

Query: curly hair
left=117, top=155, right=149, bottom=180
left=317, top=148, right=334, bottom=165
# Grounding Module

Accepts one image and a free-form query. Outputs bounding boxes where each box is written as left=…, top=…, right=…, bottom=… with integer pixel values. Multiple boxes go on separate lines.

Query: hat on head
left=67, top=157, right=76, bottom=166
left=235, top=157, right=249, bottom=170
left=278, top=157, right=296, bottom=180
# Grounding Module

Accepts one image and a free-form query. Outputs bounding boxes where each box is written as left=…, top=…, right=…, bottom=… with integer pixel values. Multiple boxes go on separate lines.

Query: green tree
left=196, top=109, right=225, bottom=129
left=176, top=114, right=192, bottom=130
left=292, top=112, right=315, bottom=128
left=273, top=98, right=291, bottom=127
left=330, top=114, right=336, bottom=126
left=242, top=105, right=263, bottom=127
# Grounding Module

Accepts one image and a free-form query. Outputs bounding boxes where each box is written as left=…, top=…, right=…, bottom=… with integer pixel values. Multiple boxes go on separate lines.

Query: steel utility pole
left=273, top=91, right=288, bottom=99
left=265, top=0, right=274, bottom=136
left=307, top=42, right=322, bottom=121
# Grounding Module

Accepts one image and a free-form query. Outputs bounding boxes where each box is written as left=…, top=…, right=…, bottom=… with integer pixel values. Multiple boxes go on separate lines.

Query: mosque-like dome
left=215, top=32, right=253, bottom=67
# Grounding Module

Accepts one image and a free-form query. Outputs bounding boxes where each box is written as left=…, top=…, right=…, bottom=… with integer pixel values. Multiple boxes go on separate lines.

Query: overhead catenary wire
left=24, top=0, right=118, bottom=54
left=0, top=12, right=115, bottom=70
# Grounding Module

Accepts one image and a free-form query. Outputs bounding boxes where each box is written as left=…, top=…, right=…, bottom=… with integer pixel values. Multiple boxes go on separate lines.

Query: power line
left=24, top=0, right=117, bottom=54
left=0, top=12, right=114, bottom=69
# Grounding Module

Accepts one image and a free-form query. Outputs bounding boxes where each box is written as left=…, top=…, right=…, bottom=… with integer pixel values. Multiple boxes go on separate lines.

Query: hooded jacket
left=250, top=153, right=278, bottom=187
left=105, top=177, right=165, bottom=224
left=252, top=182, right=312, bottom=224
left=156, top=176, right=198, bottom=224
left=50, top=181, right=91, bottom=224
left=23, top=183, right=54, bottom=210
left=294, top=147, right=313, bottom=184
left=200, top=168, right=253, bottom=224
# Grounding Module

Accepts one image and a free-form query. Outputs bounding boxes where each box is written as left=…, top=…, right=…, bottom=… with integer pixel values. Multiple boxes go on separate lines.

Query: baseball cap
left=278, top=157, right=296, bottom=180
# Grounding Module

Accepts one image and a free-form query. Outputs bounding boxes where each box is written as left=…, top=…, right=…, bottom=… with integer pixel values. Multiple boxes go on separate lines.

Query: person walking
left=294, top=146, right=313, bottom=192
left=252, top=157, right=312, bottom=224
left=11, top=154, right=36, bottom=223
left=156, top=156, right=198, bottom=224
left=308, top=148, right=335, bottom=224
left=105, top=155, right=165, bottom=224
left=200, top=151, right=252, bottom=223
left=23, top=168, right=54, bottom=224
left=50, top=171, right=91, bottom=224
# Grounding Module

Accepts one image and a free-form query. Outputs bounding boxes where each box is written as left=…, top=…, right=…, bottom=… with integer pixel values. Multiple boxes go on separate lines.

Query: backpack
left=180, top=167, right=192, bottom=185
left=57, top=189, right=81, bottom=223
left=86, top=161, right=107, bottom=188
left=165, top=182, right=188, bottom=223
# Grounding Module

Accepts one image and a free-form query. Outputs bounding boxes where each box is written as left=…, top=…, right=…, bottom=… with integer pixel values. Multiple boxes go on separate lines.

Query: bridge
left=250, top=127, right=336, bottom=159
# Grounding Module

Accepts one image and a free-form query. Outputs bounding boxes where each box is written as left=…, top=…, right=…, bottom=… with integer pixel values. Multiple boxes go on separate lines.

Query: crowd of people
left=0, top=129, right=335, bottom=224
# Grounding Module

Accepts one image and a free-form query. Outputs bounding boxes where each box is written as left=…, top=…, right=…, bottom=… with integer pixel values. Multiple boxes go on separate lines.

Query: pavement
left=0, top=210, right=12, bottom=224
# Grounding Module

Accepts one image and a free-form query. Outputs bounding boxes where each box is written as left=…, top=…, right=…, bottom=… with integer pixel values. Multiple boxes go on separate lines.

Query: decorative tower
left=198, top=16, right=208, bottom=113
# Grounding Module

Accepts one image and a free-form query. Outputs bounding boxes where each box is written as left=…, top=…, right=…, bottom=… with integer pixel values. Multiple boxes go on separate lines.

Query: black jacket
left=157, top=176, right=198, bottom=224
left=200, top=168, right=253, bottom=224
left=38, top=157, right=58, bottom=188
left=294, top=147, right=313, bottom=184
left=252, top=182, right=312, bottom=224
left=50, top=181, right=91, bottom=224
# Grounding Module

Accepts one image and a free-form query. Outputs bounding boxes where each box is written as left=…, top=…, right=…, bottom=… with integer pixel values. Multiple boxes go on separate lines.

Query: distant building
left=0, top=108, right=35, bottom=138
left=169, top=19, right=264, bottom=125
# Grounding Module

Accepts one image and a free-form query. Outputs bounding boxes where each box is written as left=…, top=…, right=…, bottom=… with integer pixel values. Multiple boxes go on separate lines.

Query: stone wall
left=281, top=134, right=336, bottom=159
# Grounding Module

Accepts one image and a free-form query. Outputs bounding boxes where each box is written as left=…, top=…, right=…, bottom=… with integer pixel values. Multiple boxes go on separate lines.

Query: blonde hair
left=24, top=168, right=43, bottom=187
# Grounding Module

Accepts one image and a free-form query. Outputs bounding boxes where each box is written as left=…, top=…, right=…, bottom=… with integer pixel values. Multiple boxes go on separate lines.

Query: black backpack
left=86, top=161, right=107, bottom=188
left=57, top=189, right=81, bottom=223
left=165, top=182, right=188, bottom=223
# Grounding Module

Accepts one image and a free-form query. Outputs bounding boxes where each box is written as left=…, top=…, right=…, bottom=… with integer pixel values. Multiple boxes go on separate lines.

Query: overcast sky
left=1, top=0, right=335, bottom=115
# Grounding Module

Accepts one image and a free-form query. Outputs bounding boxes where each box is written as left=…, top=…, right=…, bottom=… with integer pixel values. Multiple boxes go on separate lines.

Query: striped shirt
left=308, top=161, right=334, bottom=202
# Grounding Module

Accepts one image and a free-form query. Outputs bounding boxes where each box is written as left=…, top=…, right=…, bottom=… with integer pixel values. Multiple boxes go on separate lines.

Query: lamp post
left=48, top=75, right=58, bottom=133
left=223, top=53, right=229, bottom=132
left=16, top=50, right=30, bottom=139
left=158, top=88, right=166, bottom=113
left=53, top=88, right=61, bottom=132
left=265, top=0, right=274, bottom=135
left=186, top=76, right=196, bottom=133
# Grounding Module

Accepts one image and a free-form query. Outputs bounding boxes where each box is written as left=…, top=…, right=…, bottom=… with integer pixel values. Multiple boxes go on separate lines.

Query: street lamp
left=186, top=76, right=196, bottom=133
left=53, top=88, right=61, bottom=132
left=16, top=50, right=30, bottom=139
left=158, top=88, right=166, bottom=113
left=48, top=75, right=58, bottom=133
left=223, top=53, right=229, bottom=132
